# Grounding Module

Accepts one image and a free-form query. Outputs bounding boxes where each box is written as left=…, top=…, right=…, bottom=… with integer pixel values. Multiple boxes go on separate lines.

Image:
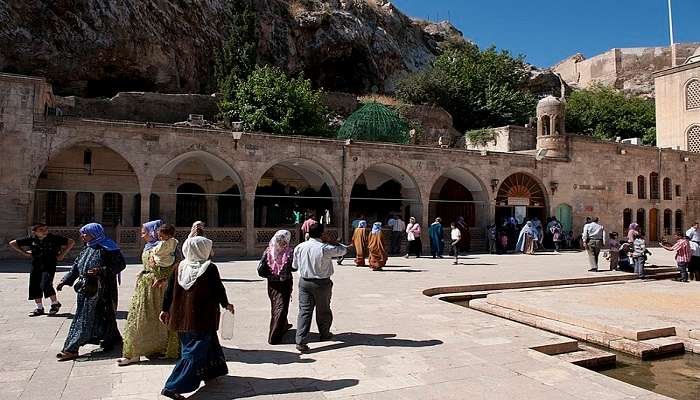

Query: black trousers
left=408, top=238, right=422, bottom=257
left=296, top=278, right=333, bottom=345
left=28, top=266, right=56, bottom=300
left=267, top=279, right=293, bottom=344
left=390, top=231, right=402, bottom=254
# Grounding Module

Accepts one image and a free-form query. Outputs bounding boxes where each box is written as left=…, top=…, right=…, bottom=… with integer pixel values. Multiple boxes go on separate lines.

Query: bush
left=565, top=85, right=656, bottom=145
left=396, top=44, right=536, bottom=132
left=221, top=65, right=330, bottom=136
left=215, top=0, right=257, bottom=102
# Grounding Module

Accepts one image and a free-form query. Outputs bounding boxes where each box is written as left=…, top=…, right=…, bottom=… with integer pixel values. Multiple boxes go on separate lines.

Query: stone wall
left=55, top=92, right=219, bottom=123
left=461, top=126, right=536, bottom=153
left=654, top=61, right=700, bottom=151
left=322, top=92, right=359, bottom=117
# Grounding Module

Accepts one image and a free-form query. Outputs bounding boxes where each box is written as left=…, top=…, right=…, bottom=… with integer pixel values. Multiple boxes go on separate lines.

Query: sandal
left=56, top=351, right=78, bottom=361
left=160, top=389, right=186, bottom=399
left=117, top=356, right=140, bottom=366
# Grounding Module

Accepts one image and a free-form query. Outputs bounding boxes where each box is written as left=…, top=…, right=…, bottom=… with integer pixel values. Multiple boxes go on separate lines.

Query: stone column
left=140, top=192, right=151, bottom=226
left=123, top=192, right=134, bottom=227
left=66, top=192, right=76, bottom=227
left=244, top=193, right=255, bottom=257
left=94, top=193, right=103, bottom=224
left=420, top=195, right=430, bottom=255
left=207, top=196, right=218, bottom=227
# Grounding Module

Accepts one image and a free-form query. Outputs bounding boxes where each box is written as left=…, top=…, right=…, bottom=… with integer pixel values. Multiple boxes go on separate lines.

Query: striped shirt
left=671, top=239, right=692, bottom=263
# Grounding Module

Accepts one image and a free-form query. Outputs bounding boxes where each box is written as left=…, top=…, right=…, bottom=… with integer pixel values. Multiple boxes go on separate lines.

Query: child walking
left=450, top=223, right=461, bottom=265
left=9, top=223, right=75, bottom=316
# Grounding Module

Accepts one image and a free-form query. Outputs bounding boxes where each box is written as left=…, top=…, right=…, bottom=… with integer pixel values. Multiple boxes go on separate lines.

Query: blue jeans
left=633, top=257, right=646, bottom=278
left=677, top=261, right=689, bottom=281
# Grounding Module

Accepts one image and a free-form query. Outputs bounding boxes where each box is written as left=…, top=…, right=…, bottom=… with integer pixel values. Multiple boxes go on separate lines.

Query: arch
left=636, top=208, right=646, bottom=235
left=160, top=150, right=244, bottom=188
left=349, top=162, right=422, bottom=226
left=429, top=167, right=489, bottom=228
left=637, top=175, right=646, bottom=199
left=623, top=208, right=633, bottom=234
left=555, top=204, right=573, bottom=234
left=540, top=115, right=551, bottom=136
left=663, top=178, right=672, bottom=200
left=663, top=209, right=673, bottom=236
left=176, top=183, right=207, bottom=227
left=254, top=158, right=340, bottom=228
left=495, top=172, right=547, bottom=225
left=675, top=210, right=684, bottom=234
left=649, top=172, right=659, bottom=200
left=686, top=78, right=700, bottom=110
left=687, top=125, right=700, bottom=153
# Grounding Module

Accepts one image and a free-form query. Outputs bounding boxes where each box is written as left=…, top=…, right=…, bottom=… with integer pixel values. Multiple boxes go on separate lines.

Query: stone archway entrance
left=495, top=173, right=547, bottom=225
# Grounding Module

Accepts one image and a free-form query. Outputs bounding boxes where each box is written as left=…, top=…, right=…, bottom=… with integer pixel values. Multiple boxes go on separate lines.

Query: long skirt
left=408, top=238, right=422, bottom=257
left=267, top=279, right=293, bottom=344
left=164, top=331, right=228, bottom=394
left=63, top=280, right=121, bottom=353
left=122, top=273, right=179, bottom=359
left=524, top=236, right=535, bottom=255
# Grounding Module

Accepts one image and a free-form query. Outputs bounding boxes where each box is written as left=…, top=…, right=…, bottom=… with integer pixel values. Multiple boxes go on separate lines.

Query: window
left=636, top=208, right=646, bottom=235
left=662, top=178, right=672, bottom=200
left=626, top=181, right=633, bottom=195
left=675, top=185, right=682, bottom=197
left=623, top=208, right=633, bottom=233
left=75, top=192, right=95, bottom=226
left=637, top=176, right=646, bottom=199
left=687, top=79, right=700, bottom=110
left=132, top=193, right=160, bottom=226
left=663, top=209, right=673, bottom=235
left=83, top=149, right=92, bottom=165
left=46, top=191, right=67, bottom=226
left=675, top=210, right=684, bottom=234
left=102, top=193, right=123, bottom=226
left=649, top=172, right=659, bottom=200
left=688, top=125, right=700, bottom=153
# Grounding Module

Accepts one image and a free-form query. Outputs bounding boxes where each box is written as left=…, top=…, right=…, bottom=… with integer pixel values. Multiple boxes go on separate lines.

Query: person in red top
left=301, top=213, right=317, bottom=241
left=661, top=231, right=691, bottom=282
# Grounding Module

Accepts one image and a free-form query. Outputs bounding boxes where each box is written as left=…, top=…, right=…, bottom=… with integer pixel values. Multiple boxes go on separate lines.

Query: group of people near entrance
left=580, top=217, right=699, bottom=282
left=498, top=216, right=573, bottom=255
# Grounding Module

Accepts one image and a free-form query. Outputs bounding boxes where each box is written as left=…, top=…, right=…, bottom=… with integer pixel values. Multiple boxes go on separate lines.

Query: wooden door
left=649, top=208, right=659, bottom=242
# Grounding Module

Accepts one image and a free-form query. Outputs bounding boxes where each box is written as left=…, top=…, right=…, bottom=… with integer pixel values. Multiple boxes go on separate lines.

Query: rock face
left=0, top=0, right=464, bottom=96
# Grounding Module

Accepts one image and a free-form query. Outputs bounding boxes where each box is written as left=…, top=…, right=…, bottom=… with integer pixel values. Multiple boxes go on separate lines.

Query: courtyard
left=1, top=249, right=696, bottom=400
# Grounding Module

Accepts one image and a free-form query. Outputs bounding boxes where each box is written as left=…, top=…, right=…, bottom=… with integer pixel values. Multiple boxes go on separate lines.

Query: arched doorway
left=636, top=209, right=646, bottom=235
left=623, top=208, right=633, bottom=234
left=429, top=168, right=488, bottom=228
left=176, top=183, right=207, bottom=226
left=648, top=208, right=659, bottom=242
left=495, top=173, right=547, bottom=225
left=555, top=204, right=573, bottom=234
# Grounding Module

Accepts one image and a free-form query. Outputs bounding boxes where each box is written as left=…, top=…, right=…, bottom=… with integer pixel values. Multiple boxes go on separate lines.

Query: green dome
left=337, top=102, right=410, bottom=144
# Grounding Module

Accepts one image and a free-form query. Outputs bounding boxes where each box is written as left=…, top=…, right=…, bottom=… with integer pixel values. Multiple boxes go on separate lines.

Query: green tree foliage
left=224, top=65, right=330, bottom=136
left=396, top=44, right=536, bottom=132
left=565, top=85, right=656, bottom=145
left=215, top=0, right=257, bottom=102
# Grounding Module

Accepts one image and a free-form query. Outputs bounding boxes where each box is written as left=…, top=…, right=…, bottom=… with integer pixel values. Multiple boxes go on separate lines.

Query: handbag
left=74, top=274, right=99, bottom=298
left=257, top=255, right=271, bottom=278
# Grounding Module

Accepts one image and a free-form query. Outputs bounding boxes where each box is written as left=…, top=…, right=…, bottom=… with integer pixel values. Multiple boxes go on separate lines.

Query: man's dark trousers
left=296, top=277, right=333, bottom=345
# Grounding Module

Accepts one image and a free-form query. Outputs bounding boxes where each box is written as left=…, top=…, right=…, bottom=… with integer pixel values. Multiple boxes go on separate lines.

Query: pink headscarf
left=266, top=230, right=292, bottom=276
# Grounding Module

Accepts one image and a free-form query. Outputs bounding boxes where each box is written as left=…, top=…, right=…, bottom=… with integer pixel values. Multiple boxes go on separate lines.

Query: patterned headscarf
left=371, top=222, right=382, bottom=234
left=142, top=219, right=163, bottom=250
left=79, top=223, right=120, bottom=251
left=358, top=220, right=367, bottom=228
left=266, top=230, right=292, bottom=276
left=188, top=221, right=204, bottom=239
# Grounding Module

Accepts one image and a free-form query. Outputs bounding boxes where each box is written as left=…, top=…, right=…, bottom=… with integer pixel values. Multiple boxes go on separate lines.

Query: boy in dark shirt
left=9, top=223, right=75, bottom=316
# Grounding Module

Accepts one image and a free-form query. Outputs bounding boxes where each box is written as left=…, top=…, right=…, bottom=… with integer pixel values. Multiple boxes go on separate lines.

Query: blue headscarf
left=79, top=223, right=120, bottom=251
left=371, top=222, right=382, bottom=234
left=142, top=220, right=163, bottom=250
left=358, top=220, right=367, bottom=228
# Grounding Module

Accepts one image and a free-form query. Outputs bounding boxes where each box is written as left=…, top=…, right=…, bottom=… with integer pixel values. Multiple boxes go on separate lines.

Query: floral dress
left=121, top=241, right=179, bottom=359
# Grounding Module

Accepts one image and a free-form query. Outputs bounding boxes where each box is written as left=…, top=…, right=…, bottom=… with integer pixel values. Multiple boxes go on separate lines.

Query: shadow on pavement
left=307, top=332, right=443, bottom=354
left=188, top=376, right=359, bottom=399
left=0, top=265, right=71, bottom=273
left=224, top=347, right=315, bottom=364
left=220, top=278, right=264, bottom=283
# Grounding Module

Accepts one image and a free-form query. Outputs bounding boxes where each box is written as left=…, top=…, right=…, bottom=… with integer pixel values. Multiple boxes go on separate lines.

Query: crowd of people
left=7, top=213, right=698, bottom=398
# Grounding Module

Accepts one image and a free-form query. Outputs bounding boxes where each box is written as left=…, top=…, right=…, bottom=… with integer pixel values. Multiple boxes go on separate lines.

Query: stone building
left=2, top=71, right=700, bottom=258
left=654, top=48, right=700, bottom=152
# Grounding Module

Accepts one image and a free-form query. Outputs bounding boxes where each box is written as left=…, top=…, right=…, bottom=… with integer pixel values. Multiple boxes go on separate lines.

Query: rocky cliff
left=0, top=0, right=464, bottom=96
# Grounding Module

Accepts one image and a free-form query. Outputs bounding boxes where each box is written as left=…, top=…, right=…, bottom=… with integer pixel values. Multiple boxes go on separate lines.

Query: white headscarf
left=178, top=236, right=213, bottom=290
left=188, top=221, right=205, bottom=239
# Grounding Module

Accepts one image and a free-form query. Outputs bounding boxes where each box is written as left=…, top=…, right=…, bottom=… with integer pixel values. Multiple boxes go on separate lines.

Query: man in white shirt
left=293, top=223, right=347, bottom=352
left=582, top=217, right=606, bottom=272
left=686, top=222, right=700, bottom=243
left=389, top=215, right=406, bottom=255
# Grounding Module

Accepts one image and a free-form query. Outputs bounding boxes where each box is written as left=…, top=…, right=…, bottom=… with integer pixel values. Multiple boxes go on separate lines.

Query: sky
left=392, top=0, right=699, bottom=67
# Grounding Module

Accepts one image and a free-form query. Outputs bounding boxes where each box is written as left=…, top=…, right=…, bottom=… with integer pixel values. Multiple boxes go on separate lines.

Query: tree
left=396, top=44, right=536, bottom=132
left=215, top=0, right=257, bottom=102
left=565, top=85, right=656, bottom=145
left=224, top=65, right=330, bottom=136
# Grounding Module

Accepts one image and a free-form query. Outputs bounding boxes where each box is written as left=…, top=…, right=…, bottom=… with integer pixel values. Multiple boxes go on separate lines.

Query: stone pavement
left=0, top=249, right=681, bottom=400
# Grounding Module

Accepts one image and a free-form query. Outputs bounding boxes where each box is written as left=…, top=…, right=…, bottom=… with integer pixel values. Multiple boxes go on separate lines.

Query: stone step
left=554, top=344, right=616, bottom=369
left=530, top=339, right=580, bottom=355
left=645, top=267, right=680, bottom=274
left=469, top=298, right=686, bottom=359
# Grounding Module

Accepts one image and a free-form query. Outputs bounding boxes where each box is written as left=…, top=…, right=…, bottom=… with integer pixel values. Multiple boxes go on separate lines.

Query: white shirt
left=451, top=228, right=461, bottom=241
left=394, top=219, right=406, bottom=232
left=686, top=227, right=700, bottom=242
left=582, top=222, right=605, bottom=242
left=690, top=240, right=700, bottom=257
left=292, top=238, right=347, bottom=279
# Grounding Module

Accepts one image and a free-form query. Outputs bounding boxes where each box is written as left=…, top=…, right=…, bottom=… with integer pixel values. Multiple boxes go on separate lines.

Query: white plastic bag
left=220, top=310, right=235, bottom=341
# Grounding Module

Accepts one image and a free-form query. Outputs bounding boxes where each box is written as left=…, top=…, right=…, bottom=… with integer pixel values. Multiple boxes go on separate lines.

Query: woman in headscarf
left=188, top=221, right=205, bottom=239
left=118, top=220, right=179, bottom=366
left=257, top=230, right=296, bottom=344
left=627, top=223, right=639, bottom=244
left=352, top=220, right=368, bottom=266
left=160, top=236, right=234, bottom=400
left=368, top=222, right=388, bottom=271
left=428, top=217, right=444, bottom=258
left=405, top=217, right=422, bottom=258
left=515, top=221, right=536, bottom=255
left=54, top=223, right=125, bottom=361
